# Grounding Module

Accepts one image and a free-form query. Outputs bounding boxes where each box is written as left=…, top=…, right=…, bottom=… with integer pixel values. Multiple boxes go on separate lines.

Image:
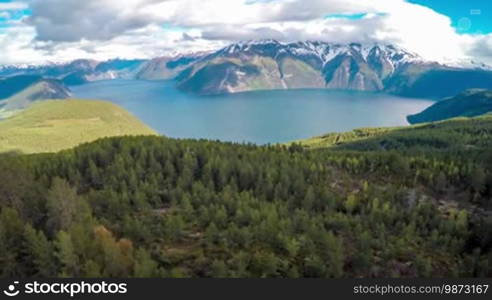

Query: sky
left=0, top=0, right=491, bottom=65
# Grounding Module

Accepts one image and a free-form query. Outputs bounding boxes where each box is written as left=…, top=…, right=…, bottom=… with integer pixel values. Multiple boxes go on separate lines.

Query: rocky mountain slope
left=136, top=52, right=209, bottom=80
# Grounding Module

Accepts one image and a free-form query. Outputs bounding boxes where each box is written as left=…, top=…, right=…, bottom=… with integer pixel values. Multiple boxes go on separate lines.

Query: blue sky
left=0, top=0, right=30, bottom=28
left=0, top=0, right=491, bottom=64
left=409, top=0, right=491, bottom=34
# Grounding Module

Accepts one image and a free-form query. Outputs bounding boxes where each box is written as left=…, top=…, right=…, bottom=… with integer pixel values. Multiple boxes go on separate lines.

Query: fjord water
left=71, top=80, right=434, bottom=144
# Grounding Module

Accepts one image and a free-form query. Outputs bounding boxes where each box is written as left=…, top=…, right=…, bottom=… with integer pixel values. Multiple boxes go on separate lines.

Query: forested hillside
left=295, top=114, right=492, bottom=152
left=0, top=117, right=491, bottom=278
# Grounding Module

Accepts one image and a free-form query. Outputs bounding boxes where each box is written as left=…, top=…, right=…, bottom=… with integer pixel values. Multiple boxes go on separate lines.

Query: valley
left=2, top=0, right=492, bottom=282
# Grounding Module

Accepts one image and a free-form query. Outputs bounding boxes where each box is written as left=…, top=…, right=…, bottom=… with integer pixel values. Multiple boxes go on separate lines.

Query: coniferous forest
left=1, top=116, right=492, bottom=278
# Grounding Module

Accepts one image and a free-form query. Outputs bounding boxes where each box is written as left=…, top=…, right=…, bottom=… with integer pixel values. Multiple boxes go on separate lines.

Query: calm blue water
left=71, top=80, right=434, bottom=144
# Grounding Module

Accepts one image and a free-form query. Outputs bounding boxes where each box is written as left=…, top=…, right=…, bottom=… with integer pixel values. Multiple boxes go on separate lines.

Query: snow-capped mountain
left=176, top=40, right=492, bottom=97
left=218, top=40, right=423, bottom=70
left=441, top=58, right=492, bottom=71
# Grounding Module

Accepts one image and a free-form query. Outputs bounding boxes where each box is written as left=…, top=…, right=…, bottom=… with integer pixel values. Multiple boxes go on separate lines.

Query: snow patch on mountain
left=218, top=39, right=426, bottom=72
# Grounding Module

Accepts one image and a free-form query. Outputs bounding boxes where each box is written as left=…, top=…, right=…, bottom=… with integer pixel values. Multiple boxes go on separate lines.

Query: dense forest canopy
left=0, top=116, right=491, bottom=278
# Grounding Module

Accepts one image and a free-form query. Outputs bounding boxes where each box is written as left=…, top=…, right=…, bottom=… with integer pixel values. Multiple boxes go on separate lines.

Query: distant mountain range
left=0, top=59, right=146, bottom=85
left=407, top=89, right=492, bottom=124
left=2, top=40, right=492, bottom=98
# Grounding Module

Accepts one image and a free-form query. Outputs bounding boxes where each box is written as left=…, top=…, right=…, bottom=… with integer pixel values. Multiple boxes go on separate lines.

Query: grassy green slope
left=0, top=99, right=157, bottom=154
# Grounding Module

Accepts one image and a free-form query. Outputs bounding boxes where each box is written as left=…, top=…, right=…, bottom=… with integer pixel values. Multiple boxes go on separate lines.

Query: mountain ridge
left=175, top=40, right=492, bottom=97
left=2, top=40, right=492, bottom=98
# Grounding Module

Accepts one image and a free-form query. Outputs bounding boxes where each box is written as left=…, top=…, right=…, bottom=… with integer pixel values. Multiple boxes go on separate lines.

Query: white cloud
left=468, top=34, right=492, bottom=62
left=0, top=11, right=11, bottom=19
left=372, top=2, right=471, bottom=62
left=0, top=26, right=48, bottom=64
left=0, top=2, right=28, bottom=10
left=0, top=0, right=491, bottom=65
left=142, top=0, right=492, bottom=64
left=142, top=0, right=384, bottom=27
left=26, top=0, right=167, bottom=42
